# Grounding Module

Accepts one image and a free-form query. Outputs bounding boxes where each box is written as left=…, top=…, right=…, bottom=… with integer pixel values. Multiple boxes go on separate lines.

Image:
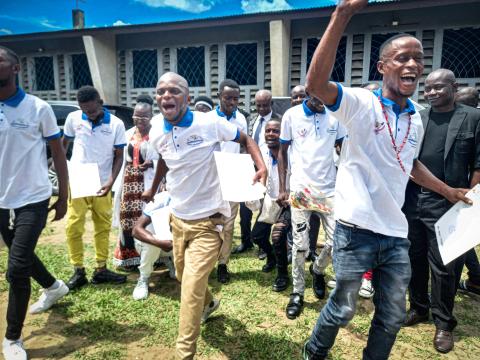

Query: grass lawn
left=1, top=212, right=480, bottom=359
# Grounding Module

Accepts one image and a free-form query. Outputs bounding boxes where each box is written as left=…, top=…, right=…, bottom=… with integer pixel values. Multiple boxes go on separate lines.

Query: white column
left=269, top=19, right=291, bottom=96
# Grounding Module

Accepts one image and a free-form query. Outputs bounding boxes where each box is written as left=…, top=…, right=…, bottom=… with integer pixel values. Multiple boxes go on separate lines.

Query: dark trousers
left=239, top=203, right=253, bottom=247
left=251, top=218, right=272, bottom=254
left=406, top=194, right=465, bottom=331
left=309, top=215, right=320, bottom=255
left=465, top=248, right=480, bottom=284
left=0, top=199, right=56, bottom=340
left=271, top=208, right=291, bottom=277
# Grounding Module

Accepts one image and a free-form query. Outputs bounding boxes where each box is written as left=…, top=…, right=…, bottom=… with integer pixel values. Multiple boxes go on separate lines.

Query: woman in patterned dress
left=113, top=95, right=158, bottom=269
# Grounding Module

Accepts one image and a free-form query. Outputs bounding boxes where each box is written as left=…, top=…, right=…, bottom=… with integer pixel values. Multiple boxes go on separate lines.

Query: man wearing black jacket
left=403, top=69, right=480, bottom=353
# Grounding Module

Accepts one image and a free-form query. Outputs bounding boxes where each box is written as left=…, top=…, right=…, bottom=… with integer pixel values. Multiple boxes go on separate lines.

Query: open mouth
left=162, top=103, right=176, bottom=112
left=400, top=73, right=417, bottom=85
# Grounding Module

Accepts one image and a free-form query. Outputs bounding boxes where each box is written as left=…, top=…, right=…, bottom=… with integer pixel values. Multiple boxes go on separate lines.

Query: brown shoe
left=404, top=309, right=429, bottom=327
left=434, top=329, right=454, bottom=353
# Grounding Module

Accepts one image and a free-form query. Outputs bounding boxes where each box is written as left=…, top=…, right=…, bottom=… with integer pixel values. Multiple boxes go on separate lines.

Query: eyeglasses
left=132, top=116, right=151, bottom=121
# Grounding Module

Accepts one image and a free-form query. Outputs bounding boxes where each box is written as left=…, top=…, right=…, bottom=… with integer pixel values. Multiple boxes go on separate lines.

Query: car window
left=105, top=106, right=134, bottom=129
left=51, top=105, right=79, bottom=127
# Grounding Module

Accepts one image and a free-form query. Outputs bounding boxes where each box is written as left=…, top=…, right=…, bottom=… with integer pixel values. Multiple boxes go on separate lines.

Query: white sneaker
left=201, top=298, right=220, bottom=324
left=327, top=278, right=336, bottom=289
left=2, top=338, right=27, bottom=360
left=132, top=277, right=149, bottom=301
left=359, top=278, right=374, bottom=299
left=29, top=280, right=69, bottom=314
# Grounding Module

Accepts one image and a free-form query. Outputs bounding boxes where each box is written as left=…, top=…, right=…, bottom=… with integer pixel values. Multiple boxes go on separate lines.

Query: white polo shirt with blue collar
left=149, top=109, right=239, bottom=220
left=210, top=106, right=247, bottom=154
left=328, top=84, right=424, bottom=238
left=0, top=88, right=61, bottom=209
left=64, top=108, right=126, bottom=185
left=280, top=100, right=346, bottom=198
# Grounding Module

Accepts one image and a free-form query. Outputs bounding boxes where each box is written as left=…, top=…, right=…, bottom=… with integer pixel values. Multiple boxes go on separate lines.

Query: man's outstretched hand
left=444, top=188, right=473, bottom=205
left=337, top=0, right=368, bottom=14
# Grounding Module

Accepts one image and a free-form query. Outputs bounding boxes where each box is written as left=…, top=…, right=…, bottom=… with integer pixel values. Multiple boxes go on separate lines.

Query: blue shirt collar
left=302, top=99, right=326, bottom=117
left=81, top=107, right=111, bottom=125
left=163, top=108, right=194, bottom=133
left=216, top=105, right=236, bottom=120
left=269, top=150, right=278, bottom=166
left=2, top=88, right=26, bottom=107
left=374, top=89, right=416, bottom=116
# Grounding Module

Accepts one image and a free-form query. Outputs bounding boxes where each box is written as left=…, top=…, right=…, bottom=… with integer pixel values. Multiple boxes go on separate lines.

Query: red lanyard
left=378, top=96, right=411, bottom=174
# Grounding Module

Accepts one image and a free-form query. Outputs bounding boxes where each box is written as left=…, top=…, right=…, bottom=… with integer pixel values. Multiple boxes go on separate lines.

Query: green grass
left=1, top=219, right=480, bottom=359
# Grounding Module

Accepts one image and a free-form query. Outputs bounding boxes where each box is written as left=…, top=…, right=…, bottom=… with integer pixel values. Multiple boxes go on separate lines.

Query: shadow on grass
left=202, top=315, right=301, bottom=360
left=24, top=307, right=155, bottom=359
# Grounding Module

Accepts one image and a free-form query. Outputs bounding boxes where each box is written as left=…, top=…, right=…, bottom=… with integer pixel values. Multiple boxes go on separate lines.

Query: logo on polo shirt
left=408, top=132, right=418, bottom=147
left=101, top=127, right=112, bottom=135
left=186, top=134, right=204, bottom=146
left=10, top=118, right=29, bottom=129
left=297, top=128, right=307, bottom=138
left=374, top=120, right=385, bottom=134
left=327, top=127, right=337, bottom=135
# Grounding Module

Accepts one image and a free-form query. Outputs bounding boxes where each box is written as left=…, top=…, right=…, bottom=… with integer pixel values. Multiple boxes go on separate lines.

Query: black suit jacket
left=248, top=112, right=282, bottom=138
left=404, top=103, right=480, bottom=214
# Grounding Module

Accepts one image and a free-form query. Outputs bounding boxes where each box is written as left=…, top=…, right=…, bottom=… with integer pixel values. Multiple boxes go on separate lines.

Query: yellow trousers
left=66, top=192, right=112, bottom=268
left=170, top=213, right=223, bottom=360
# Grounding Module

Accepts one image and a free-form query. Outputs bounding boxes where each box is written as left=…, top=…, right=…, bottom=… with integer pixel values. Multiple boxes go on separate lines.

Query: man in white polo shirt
left=209, top=79, right=248, bottom=283
left=0, top=46, right=70, bottom=360
left=145, top=72, right=266, bottom=360
left=278, top=95, right=345, bottom=320
left=302, top=1, right=470, bottom=359
left=63, top=86, right=127, bottom=290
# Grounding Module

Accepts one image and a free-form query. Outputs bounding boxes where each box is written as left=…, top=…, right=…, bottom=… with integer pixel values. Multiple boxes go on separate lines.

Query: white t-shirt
left=150, top=109, right=239, bottom=220
left=0, top=89, right=61, bottom=209
left=262, top=147, right=280, bottom=199
left=251, top=111, right=273, bottom=148
left=143, top=191, right=171, bottom=218
left=64, top=109, right=127, bottom=185
left=328, top=84, right=424, bottom=238
left=280, top=101, right=346, bottom=197
left=210, top=107, right=247, bottom=153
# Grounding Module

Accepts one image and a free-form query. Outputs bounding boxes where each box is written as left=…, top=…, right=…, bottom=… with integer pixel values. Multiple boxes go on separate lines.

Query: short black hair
left=0, top=46, right=20, bottom=65
left=136, top=94, right=154, bottom=106
left=379, top=33, right=418, bottom=59
left=194, top=95, right=214, bottom=108
left=77, top=85, right=101, bottom=103
left=219, top=79, right=240, bottom=93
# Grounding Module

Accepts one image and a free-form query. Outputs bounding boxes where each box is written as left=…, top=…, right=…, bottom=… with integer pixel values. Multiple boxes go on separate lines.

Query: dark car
left=46, top=101, right=134, bottom=195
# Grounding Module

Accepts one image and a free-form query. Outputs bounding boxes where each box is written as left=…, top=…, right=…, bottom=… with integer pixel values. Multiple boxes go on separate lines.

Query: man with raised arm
left=302, top=1, right=471, bottom=359
left=145, top=72, right=266, bottom=360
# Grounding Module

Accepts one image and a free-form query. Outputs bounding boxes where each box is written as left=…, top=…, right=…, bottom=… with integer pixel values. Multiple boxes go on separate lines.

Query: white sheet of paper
left=151, top=206, right=173, bottom=241
left=435, top=184, right=480, bottom=265
left=214, top=151, right=265, bottom=202
left=67, top=162, right=102, bottom=199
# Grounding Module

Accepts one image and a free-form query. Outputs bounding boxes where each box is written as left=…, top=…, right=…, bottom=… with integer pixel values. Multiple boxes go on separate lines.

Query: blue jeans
left=307, top=222, right=411, bottom=360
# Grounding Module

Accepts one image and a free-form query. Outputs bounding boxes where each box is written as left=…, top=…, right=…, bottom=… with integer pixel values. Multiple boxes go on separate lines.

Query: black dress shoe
left=67, top=268, right=88, bottom=290
left=217, top=264, right=230, bottom=283
left=272, top=276, right=289, bottom=292
left=91, top=268, right=127, bottom=285
left=232, top=243, right=253, bottom=254
left=403, top=309, right=429, bottom=327
left=310, top=264, right=326, bottom=299
left=286, top=293, right=304, bottom=319
left=434, top=328, right=454, bottom=353
left=258, top=248, right=267, bottom=260
left=262, top=260, right=276, bottom=273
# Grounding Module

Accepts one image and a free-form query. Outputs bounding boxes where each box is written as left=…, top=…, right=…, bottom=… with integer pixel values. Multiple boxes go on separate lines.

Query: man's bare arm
left=411, top=160, right=471, bottom=204
left=305, top=0, right=368, bottom=105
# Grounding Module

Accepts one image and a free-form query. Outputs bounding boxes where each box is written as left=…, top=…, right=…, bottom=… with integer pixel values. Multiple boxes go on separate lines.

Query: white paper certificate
left=435, top=184, right=480, bottom=265
left=214, top=151, right=265, bottom=202
left=67, top=162, right=102, bottom=199
left=151, top=206, right=173, bottom=241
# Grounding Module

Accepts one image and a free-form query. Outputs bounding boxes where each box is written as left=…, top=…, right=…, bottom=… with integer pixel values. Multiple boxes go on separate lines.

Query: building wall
left=7, top=3, right=480, bottom=109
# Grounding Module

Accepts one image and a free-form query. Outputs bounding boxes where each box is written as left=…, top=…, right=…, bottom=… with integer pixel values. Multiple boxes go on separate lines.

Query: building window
left=177, top=47, right=205, bottom=87
left=71, top=54, right=92, bottom=89
left=307, top=37, right=347, bottom=82
left=442, top=28, right=480, bottom=79
left=132, top=49, right=158, bottom=88
left=226, top=43, right=257, bottom=86
left=34, top=56, right=55, bottom=91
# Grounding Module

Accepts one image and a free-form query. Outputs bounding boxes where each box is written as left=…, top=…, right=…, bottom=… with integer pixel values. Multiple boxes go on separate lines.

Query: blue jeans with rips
left=306, top=222, right=411, bottom=360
